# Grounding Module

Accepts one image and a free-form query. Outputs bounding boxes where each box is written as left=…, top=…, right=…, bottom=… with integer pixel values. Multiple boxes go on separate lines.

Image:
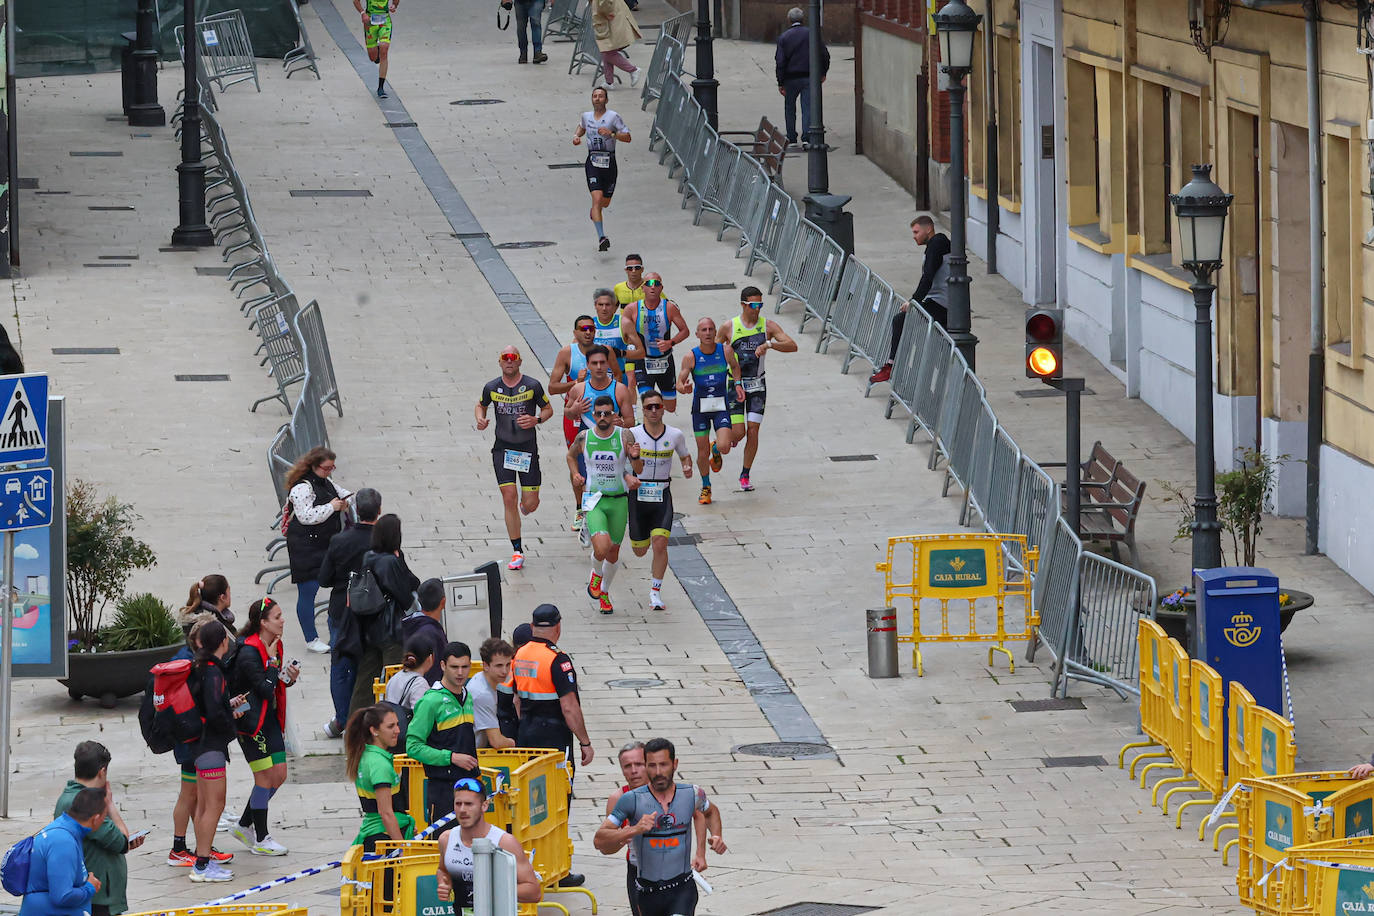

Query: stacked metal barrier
left=545, top=0, right=583, bottom=41
left=569, top=2, right=600, bottom=76
left=283, top=0, right=320, bottom=79
left=640, top=60, right=1157, bottom=698
left=197, top=10, right=260, bottom=92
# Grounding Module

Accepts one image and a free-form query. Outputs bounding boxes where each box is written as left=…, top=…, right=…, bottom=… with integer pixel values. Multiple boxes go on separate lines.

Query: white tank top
left=443, top=823, right=509, bottom=903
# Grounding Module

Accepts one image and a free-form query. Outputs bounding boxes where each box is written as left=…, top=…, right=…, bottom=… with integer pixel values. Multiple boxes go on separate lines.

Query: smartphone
left=128, top=829, right=151, bottom=843
left=290, top=659, right=301, bottom=669
left=233, top=698, right=250, bottom=715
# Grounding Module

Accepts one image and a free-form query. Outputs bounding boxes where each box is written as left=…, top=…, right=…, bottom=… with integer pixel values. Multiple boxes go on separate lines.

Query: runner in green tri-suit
left=716, top=286, right=797, bottom=492
left=567, top=394, right=643, bottom=615
left=354, top=0, right=398, bottom=97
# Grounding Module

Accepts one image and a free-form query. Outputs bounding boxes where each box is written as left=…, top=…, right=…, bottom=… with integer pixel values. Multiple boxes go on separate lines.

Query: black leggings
left=627, top=862, right=642, bottom=916
left=636, top=874, right=698, bottom=916
left=888, top=300, right=949, bottom=362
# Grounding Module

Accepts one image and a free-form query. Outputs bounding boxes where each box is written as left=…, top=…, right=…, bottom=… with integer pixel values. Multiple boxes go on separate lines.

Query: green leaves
left=98, top=592, right=179, bottom=652
left=65, top=479, right=157, bottom=651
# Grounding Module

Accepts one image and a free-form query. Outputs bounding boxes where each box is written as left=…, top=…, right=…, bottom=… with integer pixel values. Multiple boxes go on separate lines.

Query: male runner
left=595, top=738, right=727, bottom=916
left=476, top=346, right=553, bottom=570
left=354, top=0, right=398, bottom=98
left=627, top=392, right=692, bottom=610
left=613, top=253, right=648, bottom=309
left=676, top=317, right=745, bottom=505
left=568, top=395, right=643, bottom=614
left=550, top=314, right=624, bottom=521
left=435, top=778, right=542, bottom=909
left=716, top=287, right=797, bottom=491
left=573, top=87, right=630, bottom=251
left=621, top=272, right=689, bottom=412
left=593, top=287, right=638, bottom=392
left=564, top=345, right=635, bottom=535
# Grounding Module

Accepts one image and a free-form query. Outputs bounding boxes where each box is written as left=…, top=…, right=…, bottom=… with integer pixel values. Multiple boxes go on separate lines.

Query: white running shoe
left=578, top=526, right=591, bottom=549
left=217, top=813, right=237, bottom=832
left=250, top=835, right=289, bottom=856
left=189, top=861, right=233, bottom=883
left=305, top=638, right=331, bottom=654
left=229, top=825, right=253, bottom=850
left=649, top=588, right=665, bottom=610
left=630, top=68, right=641, bottom=88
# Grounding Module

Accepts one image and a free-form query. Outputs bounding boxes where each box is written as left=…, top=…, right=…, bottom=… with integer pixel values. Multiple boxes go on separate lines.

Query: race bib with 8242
left=637, top=482, right=666, bottom=503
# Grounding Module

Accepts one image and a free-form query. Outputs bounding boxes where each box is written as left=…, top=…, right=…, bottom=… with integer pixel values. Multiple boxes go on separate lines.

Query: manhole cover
left=386, top=120, right=418, bottom=128
left=734, top=742, right=833, bottom=759
left=1010, top=697, right=1085, bottom=713
left=684, top=282, right=736, bottom=291
left=546, top=162, right=583, bottom=169
left=1042, top=755, right=1108, bottom=768
left=606, top=678, right=665, bottom=689
left=828, top=454, right=877, bottom=462
left=666, top=533, right=702, bottom=546
left=757, top=904, right=881, bottom=916
left=494, top=241, right=557, bottom=249
left=451, top=98, right=505, bottom=105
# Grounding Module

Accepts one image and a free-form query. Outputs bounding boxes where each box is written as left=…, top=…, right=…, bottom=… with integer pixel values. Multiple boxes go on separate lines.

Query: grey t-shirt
left=606, top=783, right=709, bottom=881
left=467, top=672, right=500, bottom=747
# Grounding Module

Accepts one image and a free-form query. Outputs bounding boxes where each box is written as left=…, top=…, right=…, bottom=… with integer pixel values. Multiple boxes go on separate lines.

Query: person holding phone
left=188, top=620, right=249, bottom=884
left=53, top=742, right=145, bottom=916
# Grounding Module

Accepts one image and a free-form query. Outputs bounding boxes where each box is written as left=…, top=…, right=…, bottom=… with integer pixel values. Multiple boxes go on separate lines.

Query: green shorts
left=585, top=493, right=629, bottom=544
left=365, top=16, right=393, bottom=48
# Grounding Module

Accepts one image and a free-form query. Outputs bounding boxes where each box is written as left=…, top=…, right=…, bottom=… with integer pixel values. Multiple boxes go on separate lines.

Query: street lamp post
left=1170, top=163, right=1233, bottom=572
left=171, top=4, right=213, bottom=247
left=933, top=0, right=981, bottom=371
left=692, top=0, right=719, bottom=130
left=800, top=0, right=854, bottom=256
left=128, top=0, right=165, bottom=126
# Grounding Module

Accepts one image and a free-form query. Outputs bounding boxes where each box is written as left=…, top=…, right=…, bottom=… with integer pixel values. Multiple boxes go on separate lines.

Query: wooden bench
left=1049, top=440, right=1147, bottom=568
left=720, top=116, right=788, bottom=185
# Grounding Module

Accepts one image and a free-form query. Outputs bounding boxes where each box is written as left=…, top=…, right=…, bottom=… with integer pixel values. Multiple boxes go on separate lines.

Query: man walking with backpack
left=405, top=641, right=479, bottom=826
left=318, top=487, right=382, bottom=738
left=15, top=785, right=106, bottom=915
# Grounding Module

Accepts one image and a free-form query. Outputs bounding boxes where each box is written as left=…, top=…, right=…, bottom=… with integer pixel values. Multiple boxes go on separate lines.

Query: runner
left=621, top=272, right=688, bottom=412
left=568, top=395, right=644, bottom=614
left=573, top=87, right=630, bottom=252
left=613, top=253, right=647, bottom=309
left=593, top=287, right=638, bottom=394
left=716, top=287, right=798, bottom=491
left=475, top=346, right=553, bottom=571
left=595, top=737, right=727, bottom=916
left=627, top=392, right=692, bottom=610
left=676, top=317, right=745, bottom=506
left=564, top=345, right=635, bottom=535
left=435, top=778, right=542, bottom=910
left=353, top=0, right=398, bottom=98
left=550, top=313, right=626, bottom=519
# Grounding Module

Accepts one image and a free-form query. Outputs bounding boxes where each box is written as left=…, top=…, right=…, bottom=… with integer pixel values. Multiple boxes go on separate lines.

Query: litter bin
left=805, top=193, right=855, bottom=259
left=866, top=607, right=898, bottom=678
left=1194, top=566, right=1283, bottom=719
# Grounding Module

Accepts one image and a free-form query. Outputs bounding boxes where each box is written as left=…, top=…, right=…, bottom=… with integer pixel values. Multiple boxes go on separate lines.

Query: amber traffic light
left=1025, top=308, right=1064, bottom=380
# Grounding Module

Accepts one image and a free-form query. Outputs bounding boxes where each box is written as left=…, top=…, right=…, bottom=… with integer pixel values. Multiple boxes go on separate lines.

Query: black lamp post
left=128, top=0, right=165, bottom=126
left=933, top=0, right=981, bottom=371
left=1170, top=163, right=1233, bottom=572
left=692, top=0, right=719, bottom=130
left=801, top=0, right=854, bottom=256
left=171, top=6, right=213, bottom=247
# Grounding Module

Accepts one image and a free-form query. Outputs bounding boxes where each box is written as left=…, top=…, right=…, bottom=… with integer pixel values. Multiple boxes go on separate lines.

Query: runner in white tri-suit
left=573, top=87, right=630, bottom=252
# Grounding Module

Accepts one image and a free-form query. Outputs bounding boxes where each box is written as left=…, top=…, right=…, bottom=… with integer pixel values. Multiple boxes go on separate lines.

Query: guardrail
left=639, top=59, right=1159, bottom=699
left=284, top=0, right=321, bottom=79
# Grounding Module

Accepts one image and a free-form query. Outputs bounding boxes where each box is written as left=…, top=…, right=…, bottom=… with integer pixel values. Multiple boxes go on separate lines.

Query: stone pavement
left=0, top=1, right=1371, bottom=913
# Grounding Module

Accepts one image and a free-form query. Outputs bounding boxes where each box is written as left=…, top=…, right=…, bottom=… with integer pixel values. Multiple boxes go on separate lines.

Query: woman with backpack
left=348, top=514, right=420, bottom=716
left=229, top=598, right=300, bottom=858
left=284, top=447, right=352, bottom=655
left=188, top=620, right=249, bottom=884
left=345, top=705, right=415, bottom=853
left=384, top=637, right=434, bottom=712
left=165, top=621, right=235, bottom=869
left=177, top=575, right=235, bottom=636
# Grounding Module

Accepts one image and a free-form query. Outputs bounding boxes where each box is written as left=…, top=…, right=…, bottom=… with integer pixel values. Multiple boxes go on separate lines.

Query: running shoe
left=250, top=835, right=289, bottom=856
left=868, top=364, right=892, bottom=384
left=189, top=861, right=233, bottom=883
left=578, top=525, right=591, bottom=549
left=698, top=486, right=712, bottom=505
left=323, top=718, right=343, bottom=739
left=508, top=551, right=525, bottom=571
left=305, top=638, right=330, bottom=654
left=167, top=849, right=196, bottom=867
left=217, top=813, right=237, bottom=832
left=571, top=510, right=586, bottom=532
left=587, top=571, right=604, bottom=599
left=377, top=86, right=388, bottom=99
left=209, top=847, right=234, bottom=863
left=629, top=68, right=641, bottom=88
left=649, top=589, right=665, bottom=610
left=598, top=593, right=614, bottom=615
left=739, top=473, right=754, bottom=492
left=533, top=51, right=548, bottom=63
left=599, top=236, right=611, bottom=252
left=229, top=825, right=254, bottom=850
left=710, top=442, right=723, bottom=473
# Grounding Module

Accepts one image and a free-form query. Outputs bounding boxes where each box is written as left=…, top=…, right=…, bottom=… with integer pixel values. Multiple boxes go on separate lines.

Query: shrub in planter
left=98, top=593, right=180, bottom=653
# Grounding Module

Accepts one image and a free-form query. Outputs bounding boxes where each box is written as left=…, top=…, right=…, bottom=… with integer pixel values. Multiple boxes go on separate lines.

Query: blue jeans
left=514, top=0, right=544, bottom=55
left=782, top=76, right=811, bottom=144
left=295, top=579, right=320, bottom=643
left=327, top=613, right=356, bottom=728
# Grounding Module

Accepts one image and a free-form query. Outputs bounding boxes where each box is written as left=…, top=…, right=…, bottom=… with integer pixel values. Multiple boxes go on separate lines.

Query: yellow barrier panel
left=1123, top=619, right=1170, bottom=777
left=1324, top=779, right=1374, bottom=843
left=1235, top=773, right=1356, bottom=915
left=1252, top=703, right=1298, bottom=780
left=1171, top=659, right=1226, bottom=827
left=371, top=841, right=548, bottom=916
left=876, top=533, right=1036, bottom=675
left=1140, top=636, right=1191, bottom=794
left=1217, top=681, right=1260, bottom=858
left=1291, top=835, right=1374, bottom=916
left=393, top=756, right=513, bottom=835
left=373, top=661, right=485, bottom=702
left=125, top=908, right=308, bottom=916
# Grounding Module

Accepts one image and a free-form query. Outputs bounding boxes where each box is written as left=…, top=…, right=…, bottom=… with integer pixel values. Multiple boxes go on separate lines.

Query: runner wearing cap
left=476, top=346, right=553, bottom=571
left=676, top=317, right=745, bottom=506
left=716, top=287, right=797, bottom=492
left=435, top=778, right=542, bottom=909
left=627, top=392, right=692, bottom=610
left=568, top=395, right=644, bottom=614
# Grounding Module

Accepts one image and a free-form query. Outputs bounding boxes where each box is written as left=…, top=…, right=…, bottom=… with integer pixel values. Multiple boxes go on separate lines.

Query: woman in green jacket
left=345, top=704, right=416, bottom=853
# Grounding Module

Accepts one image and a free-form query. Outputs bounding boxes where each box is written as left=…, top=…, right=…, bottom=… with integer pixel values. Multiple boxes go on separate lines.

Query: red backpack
left=140, top=659, right=203, bottom=752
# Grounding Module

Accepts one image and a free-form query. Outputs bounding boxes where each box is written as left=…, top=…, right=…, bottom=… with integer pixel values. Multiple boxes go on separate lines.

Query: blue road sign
left=0, top=375, right=47, bottom=465
left=0, top=468, right=53, bottom=531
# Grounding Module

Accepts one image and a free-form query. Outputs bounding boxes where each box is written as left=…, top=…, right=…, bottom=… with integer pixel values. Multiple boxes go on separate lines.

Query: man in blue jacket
left=20, top=786, right=106, bottom=916
left=775, top=7, right=829, bottom=147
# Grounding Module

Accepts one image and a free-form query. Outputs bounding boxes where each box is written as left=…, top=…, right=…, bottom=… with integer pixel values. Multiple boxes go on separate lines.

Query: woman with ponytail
left=188, top=620, right=249, bottom=884
left=345, top=705, right=415, bottom=853
left=177, top=575, right=234, bottom=635
left=383, top=636, right=434, bottom=713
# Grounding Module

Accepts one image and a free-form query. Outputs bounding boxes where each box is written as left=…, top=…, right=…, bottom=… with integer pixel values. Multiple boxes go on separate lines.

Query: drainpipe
left=983, top=4, right=998, bottom=274
left=1304, top=2, right=1323, bottom=555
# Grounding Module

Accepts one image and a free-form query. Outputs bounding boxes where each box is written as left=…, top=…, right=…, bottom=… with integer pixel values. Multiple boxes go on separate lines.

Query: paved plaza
left=3, top=0, right=1374, bottom=912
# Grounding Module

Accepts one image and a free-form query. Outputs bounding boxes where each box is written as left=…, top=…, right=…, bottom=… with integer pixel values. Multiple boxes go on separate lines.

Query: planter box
left=60, top=643, right=182, bottom=708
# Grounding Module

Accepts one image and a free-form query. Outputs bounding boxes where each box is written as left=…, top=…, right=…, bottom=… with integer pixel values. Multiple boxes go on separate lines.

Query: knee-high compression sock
left=238, top=799, right=253, bottom=828
left=594, top=220, right=604, bottom=239
left=601, top=558, right=619, bottom=592
left=249, top=785, right=272, bottom=842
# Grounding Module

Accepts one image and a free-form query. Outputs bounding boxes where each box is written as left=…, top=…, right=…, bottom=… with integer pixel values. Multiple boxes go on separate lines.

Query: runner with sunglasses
left=716, top=287, right=797, bottom=492
left=621, top=272, right=688, bottom=413
left=676, top=317, right=745, bottom=506
left=551, top=314, right=626, bottom=521
left=568, top=395, right=644, bottom=614
left=476, top=346, right=553, bottom=571
left=627, top=392, right=692, bottom=610
left=613, top=253, right=647, bottom=309
left=435, top=778, right=542, bottom=910
left=564, top=345, right=635, bottom=538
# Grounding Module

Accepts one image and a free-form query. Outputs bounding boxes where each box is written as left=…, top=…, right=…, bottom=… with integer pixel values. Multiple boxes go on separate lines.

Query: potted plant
left=58, top=479, right=169, bottom=708
left=1155, top=448, right=1312, bottom=644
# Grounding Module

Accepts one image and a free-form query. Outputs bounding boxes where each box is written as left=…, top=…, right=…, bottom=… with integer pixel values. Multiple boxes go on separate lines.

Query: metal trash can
left=1194, top=566, right=1283, bottom=716
left=867, top=607, right=899, bottom=678
left=805, top=193, right=856, bottom=258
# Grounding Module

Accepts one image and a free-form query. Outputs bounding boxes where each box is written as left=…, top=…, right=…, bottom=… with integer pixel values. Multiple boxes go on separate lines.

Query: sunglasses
left=593, top=410, right=616, bottom=417
left=643, top=403, right=664, bottom=410
left=625, top=265, right=643, bottom=271
left=453, top=777, right=485, bottom=794
left=499, top=354, right=520, bottom=362
left=644, top=279, right=663, bottom=288
left=576, top=324, right=595, bottom=332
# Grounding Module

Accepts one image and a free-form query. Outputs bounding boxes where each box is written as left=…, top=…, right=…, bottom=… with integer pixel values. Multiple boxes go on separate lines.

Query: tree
left=65, top=479, right=157, bottom=650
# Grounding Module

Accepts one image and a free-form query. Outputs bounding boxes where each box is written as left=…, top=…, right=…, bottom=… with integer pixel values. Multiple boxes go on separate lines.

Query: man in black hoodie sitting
left=317, top=487, right=381, bottom=738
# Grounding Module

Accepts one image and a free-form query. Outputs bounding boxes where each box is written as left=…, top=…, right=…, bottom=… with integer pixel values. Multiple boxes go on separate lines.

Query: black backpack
left=348, top=566, right=389, bottom=617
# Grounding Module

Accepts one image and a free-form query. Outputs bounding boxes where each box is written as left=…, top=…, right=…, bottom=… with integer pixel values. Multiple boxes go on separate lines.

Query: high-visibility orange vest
left=512, top=638, right=562, bottom=718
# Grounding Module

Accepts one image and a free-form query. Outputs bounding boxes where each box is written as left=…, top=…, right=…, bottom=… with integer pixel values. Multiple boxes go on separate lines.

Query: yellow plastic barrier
left=1121, top=620, right=1170, bottom=776
left=876, top=533, right=1036, bottom=675
left=1291, top=835, right=1374, bottom=916
left=339, top=842, right=446, bottom=916
left=1139, top=635, right=1191, bottom=793
left=1324, top=778, right=1374, bottom=843
left=125, top=908, right=307, bottom=916
left=1216, top=681, right=1260, bottom=858
left=373, top=660, right=485, bottom=702
left=1252, top=703, right=1298, bottom=780
left=371, top=840, right=551, bottom=916
left=1170, top=659, right=1227, bottom=827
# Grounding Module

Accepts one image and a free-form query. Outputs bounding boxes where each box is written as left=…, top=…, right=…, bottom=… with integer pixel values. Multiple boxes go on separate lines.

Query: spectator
left=469, top=637, right=516, bottom=749
left=0, top=324, right=23, bottom=376
left=20, top=786, right=105, bottom=916
left=346, top=705, right=415, bottom=853
left=318, top=487, right=382, bottom=738
left=52, top=743, right=145, bottom=916
left=508, top=0, right=547, bottom=64
left=593, top=0, right=641, bottom=89
left=176, top=575, right=234, bottom=636
left=283, top=446, right=353, bottom=655
left=407, top=641, right=479, bottom=825
left=869, top=215, right=951, bottom=384
left=188, top=619, right=248, bottom=884
left=349, top=514, right=420, bottom=716
left=496, top=623, right=532, bottom=743
left=402, top=578, right=448, bottom=685
left=775, top=7, right=829, bottom=148
left=384, top=636, right=435, bottom=712
left=165, top=621, right=235, bottom=869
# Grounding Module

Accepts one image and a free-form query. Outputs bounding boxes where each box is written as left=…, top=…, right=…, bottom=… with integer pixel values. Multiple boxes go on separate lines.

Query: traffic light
left=1025, top=308, right=1064, bottom=380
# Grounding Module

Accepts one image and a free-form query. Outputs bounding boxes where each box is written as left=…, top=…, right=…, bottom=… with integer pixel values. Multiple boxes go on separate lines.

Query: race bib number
left=503, top=450, right=532, bottom=473
left=698, top=395, right=726, bottom=413
left=369, top=13, right=386, bottom=24
left=581, top=491, right=602, bottom=512
left=638, top=482, right=666, bottom=503
left=741, top=376, right=765, bottom=393
left=643, top=356, right=669, bottom=374
left=590, top=152, right=611, bottom=169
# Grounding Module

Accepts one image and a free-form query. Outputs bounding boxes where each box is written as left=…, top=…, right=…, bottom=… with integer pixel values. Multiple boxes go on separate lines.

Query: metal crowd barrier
left=295, top=299, right=344, bottom=418
left=639, top=17, right=689, bottom=109
left=569, top=2, right=599, bottom=76
left=775, top=218, right=844, bottom=333
left=743, top=182, right=798, bottom=289
left=197, top=10, right=260, bottom=93
left=284, top=0, right=320, bottom=79
left=545, top=0, right=583, bottom=41
left=818, top=256, right=870, bottom=357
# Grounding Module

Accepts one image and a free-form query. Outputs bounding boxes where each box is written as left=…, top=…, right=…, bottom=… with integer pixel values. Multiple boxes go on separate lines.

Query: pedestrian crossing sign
left=0, top=374, right=47, bottom=465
